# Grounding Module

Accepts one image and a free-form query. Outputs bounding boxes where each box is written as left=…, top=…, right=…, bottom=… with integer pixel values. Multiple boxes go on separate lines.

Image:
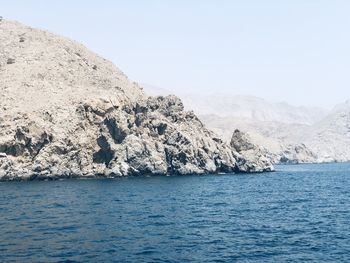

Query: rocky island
left=0, top=20, right=273, bottom=180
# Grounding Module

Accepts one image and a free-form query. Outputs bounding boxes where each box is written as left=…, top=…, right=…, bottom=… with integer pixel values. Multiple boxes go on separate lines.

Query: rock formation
left=230, top=130, right=274, bottom=172
left=277, top=144, right=318, bottom=164
left=0, top=20, right=273, bottom=180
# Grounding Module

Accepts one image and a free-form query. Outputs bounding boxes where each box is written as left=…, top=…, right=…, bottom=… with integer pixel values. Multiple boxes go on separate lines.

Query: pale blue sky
left=2, top=0, right=350, bottom=108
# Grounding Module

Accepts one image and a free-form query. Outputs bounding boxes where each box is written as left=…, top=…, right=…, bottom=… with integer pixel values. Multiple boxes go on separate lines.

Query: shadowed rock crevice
left=93, top=136, right=114, bottom=166
left=104, top=117, right=128, bottom=144
left=0, top=126, right=52, bottom=158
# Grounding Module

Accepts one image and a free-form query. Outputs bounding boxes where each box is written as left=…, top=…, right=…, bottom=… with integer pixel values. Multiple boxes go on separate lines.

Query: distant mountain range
left=143, top=84, right=350, bottom=163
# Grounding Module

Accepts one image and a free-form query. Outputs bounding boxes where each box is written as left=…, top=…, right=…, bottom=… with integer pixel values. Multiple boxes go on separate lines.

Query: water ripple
left=1, top=163, right=350, bottom=262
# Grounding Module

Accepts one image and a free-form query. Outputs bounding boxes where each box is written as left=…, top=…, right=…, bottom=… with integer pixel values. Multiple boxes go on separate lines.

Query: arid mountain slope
left=0, top=20, right=273, bottom=180
left=288, top=101, right=350, bottom=162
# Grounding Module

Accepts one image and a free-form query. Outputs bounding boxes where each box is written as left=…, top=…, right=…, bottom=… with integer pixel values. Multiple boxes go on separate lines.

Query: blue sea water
left=1, top=163, right=350, bottom=262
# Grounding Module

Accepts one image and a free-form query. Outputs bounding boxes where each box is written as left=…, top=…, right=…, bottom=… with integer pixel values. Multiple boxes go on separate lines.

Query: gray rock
left=6, top=58, right=15, bottom=64
left=279, top=144, right=318, bottom=164
left=0, top=96, right=241, bottom=180
left=230, top=130, right=274, bottom=173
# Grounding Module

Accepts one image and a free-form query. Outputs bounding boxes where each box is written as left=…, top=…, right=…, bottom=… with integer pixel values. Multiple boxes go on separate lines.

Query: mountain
left=194, top=98, right=350, bottom=164
left=0, top=20, right=273, bottom=180
left=201, top=102, right=350, bottom=164
left=288, top=101, right=350, bottom=162
left=142, top=85, right=327, bottom=125
left=143, top=85, right=350, bottom=164
left=181, top=94, right=327, bottom=125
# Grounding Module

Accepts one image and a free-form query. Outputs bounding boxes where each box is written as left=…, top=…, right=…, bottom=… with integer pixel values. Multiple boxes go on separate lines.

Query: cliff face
left=0, top=20, right=273, bottom=180
left=0, top=95, right=238, bottom=179
left=230, top=130, right=274, bottom=172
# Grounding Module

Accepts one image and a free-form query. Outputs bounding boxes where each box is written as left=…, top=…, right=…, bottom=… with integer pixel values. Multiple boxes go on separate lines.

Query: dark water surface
left=1, top=163, right=350, bottom=262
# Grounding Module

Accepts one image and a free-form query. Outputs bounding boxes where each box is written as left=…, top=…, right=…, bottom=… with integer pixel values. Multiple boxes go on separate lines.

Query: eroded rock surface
left=230, top=130, right=274, bottom=173
left=278, top=144, right=318, bottom=164
left=0, top=96, right=243, bottom=180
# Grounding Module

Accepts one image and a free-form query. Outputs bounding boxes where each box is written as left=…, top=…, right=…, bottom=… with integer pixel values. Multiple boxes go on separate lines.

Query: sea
left=1, top=163, right=350, bottom=262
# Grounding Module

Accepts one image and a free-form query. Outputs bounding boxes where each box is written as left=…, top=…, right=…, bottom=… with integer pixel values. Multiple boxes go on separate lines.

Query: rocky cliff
left=0, top=20, right=273, bottom=180
left=230, top=130, right=274, bottom=172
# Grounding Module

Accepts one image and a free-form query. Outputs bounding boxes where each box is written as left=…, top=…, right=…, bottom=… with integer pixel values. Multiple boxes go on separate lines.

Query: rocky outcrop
left=193, top=114, right=326, bottom=165
left=0, top=19, right=273, bottom=180
left=230, top=130, right=274, bottom=172
left=278, top=144, right=318, bottom=164
left=0, top=96, right=240, bottom=180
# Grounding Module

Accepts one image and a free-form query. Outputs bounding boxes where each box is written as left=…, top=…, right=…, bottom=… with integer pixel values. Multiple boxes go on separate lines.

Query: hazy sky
left=2, top=0, right=350, bottom=108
